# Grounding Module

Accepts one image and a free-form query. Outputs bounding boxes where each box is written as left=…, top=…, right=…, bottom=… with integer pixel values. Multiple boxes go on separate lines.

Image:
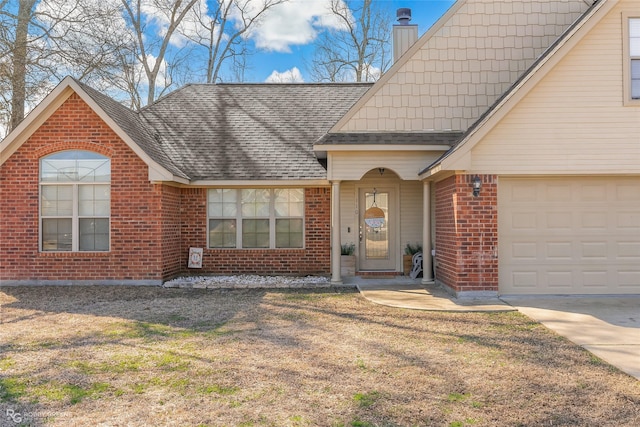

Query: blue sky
left=246, top=0, right=456, bottom=82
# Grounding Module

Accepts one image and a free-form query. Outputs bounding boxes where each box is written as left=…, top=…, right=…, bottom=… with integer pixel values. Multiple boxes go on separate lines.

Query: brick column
left=435, top=174, right=498, bottom=296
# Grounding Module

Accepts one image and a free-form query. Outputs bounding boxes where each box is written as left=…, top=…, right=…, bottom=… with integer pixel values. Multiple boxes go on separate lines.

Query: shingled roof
left=76, top=80, right=189, bottom=180
left=315, top=132, right=462, bottom=146
left=139, top=83, right=372, bottom=181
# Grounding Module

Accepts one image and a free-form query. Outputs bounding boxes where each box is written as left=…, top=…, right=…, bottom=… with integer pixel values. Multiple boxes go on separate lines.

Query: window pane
left=209, top=219, right=237, bottom=248
left=208, top=189, right=237, bottom=217
left=79, top=218, right=109, bottom=251
left=242, top=219, right=269, bottom=248
left=632, top=60, right=640, bottom=79
left=632, top=80, right=640, bottom=99
left=40, top=151, right=110, bottom=182
left=632, top=39, right=640, bottom=57
left=78, top=159, right=111, bottom=182
left=276, top=219, right=303, bottom=248
left=630, top=18, right=640, bottom=38
left=40, top=158, right=77, bottom=182
left=41, top=185, right=73, bottom=216
left=42, top=218, right=72, bottom=251
left=633, top=60, right=640, bottom=99
left=241, top=189, right=270, bottom=217
left=631, top=20, right=640, bottom=57
left=79, top=185, right=110, bottom=216
left=274, top=189, right=304, bottom=217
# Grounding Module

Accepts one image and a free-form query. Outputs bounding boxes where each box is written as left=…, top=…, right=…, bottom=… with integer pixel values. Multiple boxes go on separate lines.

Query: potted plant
left=340, top=243, right=356, bottom=276
left=403, top=243, right=422, bottom=276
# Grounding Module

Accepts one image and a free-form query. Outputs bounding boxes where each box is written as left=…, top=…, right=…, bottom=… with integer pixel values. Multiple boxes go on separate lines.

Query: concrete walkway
left=348, top=277, right=515, bottom=312
left=350, top=277, right=639, bottom=380
left=502, top=296, right=640, bottom=380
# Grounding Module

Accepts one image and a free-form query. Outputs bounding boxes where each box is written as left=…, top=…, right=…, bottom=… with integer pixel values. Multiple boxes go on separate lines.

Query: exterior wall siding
left=180, top=187, right=331, bottom=275
left=336, top=0, right=588, bottom=132
left=435, top=174, right=498, bottom=294
left=471, top=0, right=640, bottom=174
left=328, top=151, right=444, bottom=181
left=339, top=181, right=358, bottom=249
left=0, top=94, right=164, bottom=283
left=399, top=180, right=423, bottom=251
left=161, top=184, right=183, bottom=280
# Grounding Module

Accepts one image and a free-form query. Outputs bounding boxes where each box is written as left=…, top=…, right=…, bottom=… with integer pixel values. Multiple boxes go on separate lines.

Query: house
left=1, top=0, right=639, bottom=296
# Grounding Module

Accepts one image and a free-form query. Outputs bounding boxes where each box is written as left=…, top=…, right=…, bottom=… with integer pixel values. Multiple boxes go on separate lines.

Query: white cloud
left=248, top=0, right=349, bottom=53
left=265, top=67, right=304, bottom=83
left=115, top=0, right=351, bottom=53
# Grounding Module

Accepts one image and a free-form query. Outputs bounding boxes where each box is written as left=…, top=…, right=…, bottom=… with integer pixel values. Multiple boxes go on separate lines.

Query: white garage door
left=499, top=177, right=640, bottom=295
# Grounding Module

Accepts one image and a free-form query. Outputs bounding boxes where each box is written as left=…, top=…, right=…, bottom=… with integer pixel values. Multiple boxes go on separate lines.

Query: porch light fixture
left=472, top=175, right=482, bottom=197
left=378, top=167, right=385, bottom=176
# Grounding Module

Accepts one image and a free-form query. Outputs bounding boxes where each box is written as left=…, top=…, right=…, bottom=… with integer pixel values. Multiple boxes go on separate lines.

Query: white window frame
left=623, top=14, right=640, bottom=106
left=39, top=151, right=111, bottom=252
left=207, top=188, right=305, bottom=249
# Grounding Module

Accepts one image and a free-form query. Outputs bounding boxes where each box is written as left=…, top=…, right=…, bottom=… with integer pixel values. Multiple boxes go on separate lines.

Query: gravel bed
left=162, top=274, right=335, bottom=289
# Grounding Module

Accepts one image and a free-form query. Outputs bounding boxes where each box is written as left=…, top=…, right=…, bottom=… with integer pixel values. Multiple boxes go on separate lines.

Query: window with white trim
left=40, top=151, right=111, bottom=252
left=208, top=188, right=304, bottom=249
left=630, top=18, right=640, bottom=100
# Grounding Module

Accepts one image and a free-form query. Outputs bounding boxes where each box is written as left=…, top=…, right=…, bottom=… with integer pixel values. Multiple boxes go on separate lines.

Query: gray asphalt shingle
left=140, top=83, right=372, bottom=181
left=76, top=80, right=189, bottom=179
left=315, top=132, right=462, bottom=146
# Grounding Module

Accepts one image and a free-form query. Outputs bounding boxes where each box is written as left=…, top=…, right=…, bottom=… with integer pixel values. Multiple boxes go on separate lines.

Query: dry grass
left=0, top=285, right=639, bottom=427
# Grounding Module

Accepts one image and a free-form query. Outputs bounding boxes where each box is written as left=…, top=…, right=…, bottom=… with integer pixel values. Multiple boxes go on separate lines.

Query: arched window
left=40, top=150, right=111, bottom=252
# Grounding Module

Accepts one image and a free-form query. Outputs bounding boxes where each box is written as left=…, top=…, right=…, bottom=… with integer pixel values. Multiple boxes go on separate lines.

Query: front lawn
left=1, top=286, right=638, bottom=426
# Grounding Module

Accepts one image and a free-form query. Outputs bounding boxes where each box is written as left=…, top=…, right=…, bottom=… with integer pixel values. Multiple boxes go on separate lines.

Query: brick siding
left=160, top=185, right=183, bottom=279
left=0, top=94, right=165, bottom=282
left=435, top=174, right=498, bottom=294
left=179, top=187, right=331, bottom=276
left=0, top=94, right=331, bottom=283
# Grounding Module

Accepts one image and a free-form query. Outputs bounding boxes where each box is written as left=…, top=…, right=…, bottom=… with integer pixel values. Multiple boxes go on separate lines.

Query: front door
left=359, top=188, right=396, bottom=271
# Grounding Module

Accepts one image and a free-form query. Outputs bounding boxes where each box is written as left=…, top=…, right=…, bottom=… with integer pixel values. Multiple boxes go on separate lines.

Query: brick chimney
left=393, top=8, right=418, bottom=62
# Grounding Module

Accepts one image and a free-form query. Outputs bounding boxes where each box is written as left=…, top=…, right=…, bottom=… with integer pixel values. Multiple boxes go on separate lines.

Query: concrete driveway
left=501, top=296, right=640, bottom=380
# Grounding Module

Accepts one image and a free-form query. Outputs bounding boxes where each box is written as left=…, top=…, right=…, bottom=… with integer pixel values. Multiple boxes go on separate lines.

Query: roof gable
left=0, top=77, right=185, bottom=182
left=1, top=78, right=370, bottom=184
left=332, top=0, right=591, bottom=133
left=422, top=0, right=620, bottom=176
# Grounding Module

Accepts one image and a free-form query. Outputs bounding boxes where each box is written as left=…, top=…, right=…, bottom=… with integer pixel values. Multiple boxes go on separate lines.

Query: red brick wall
left=179, top=187, right=331, bottom=275
left=0, top=93, right=165, bottom=282
left=434, top=176, right=459, bottom=289
left=434, top=174, right=498, bottom=294
left=161, top=185, right=182, bottom=279
left=0, top=93, right=331, bottom=283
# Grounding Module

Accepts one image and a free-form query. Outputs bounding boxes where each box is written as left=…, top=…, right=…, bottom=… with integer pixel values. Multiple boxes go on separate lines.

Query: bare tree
left=119, top=0, right=200, bottom=106
left=184, top=0, right=287, bottom=84
left=0, top=0, right=127, bottom=135
left=309, top=0, right=392, bottom=82
left=7, top=0, right=35, bottom=130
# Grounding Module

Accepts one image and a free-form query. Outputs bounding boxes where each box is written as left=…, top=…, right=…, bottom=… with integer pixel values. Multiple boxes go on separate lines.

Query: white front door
left=359, top=187, right=396, bottom=271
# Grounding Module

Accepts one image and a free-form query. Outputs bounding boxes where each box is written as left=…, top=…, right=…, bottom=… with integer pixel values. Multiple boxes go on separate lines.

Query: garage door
left=499, top=177, right=640, bottom=295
